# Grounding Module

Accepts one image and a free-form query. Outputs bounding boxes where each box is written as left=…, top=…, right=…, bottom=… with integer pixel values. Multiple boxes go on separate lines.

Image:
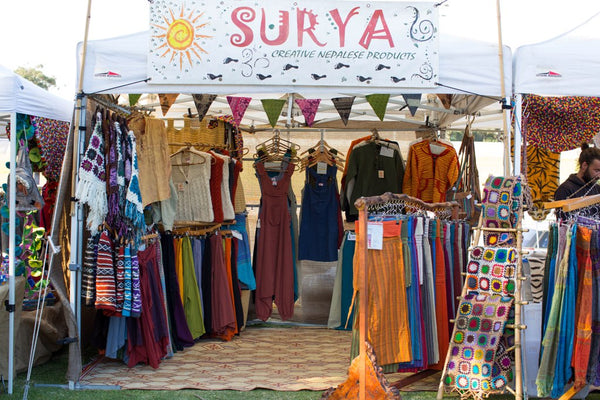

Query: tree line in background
left=14, top=65, right=56, bottom=90
left=447, top=129, right=501, bottom=142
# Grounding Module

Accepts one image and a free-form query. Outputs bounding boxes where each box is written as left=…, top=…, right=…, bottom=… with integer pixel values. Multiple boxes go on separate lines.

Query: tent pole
left=66, top=0, right=93, bottom=389
left=496, top=0, right=511, bottom=177
left=514, top=94, right=523, bottom=175
left=7, top=111, right=17, bottom=395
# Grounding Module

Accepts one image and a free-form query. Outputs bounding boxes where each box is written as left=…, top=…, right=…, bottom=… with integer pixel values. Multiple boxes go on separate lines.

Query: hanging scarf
left=76, top=114, right=107, bottom=232
left=124, top=129, right=145, bottom=246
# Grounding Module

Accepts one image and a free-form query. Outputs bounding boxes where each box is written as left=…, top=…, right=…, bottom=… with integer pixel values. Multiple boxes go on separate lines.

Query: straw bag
left=446, top=126, right=481, bottom=225
left=167, top=116, right=226, bottom=153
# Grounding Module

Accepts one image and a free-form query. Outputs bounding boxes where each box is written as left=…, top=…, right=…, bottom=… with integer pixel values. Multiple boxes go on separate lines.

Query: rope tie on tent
left=434, top=82, right=503, bottom=102
left=84, top=78, right=151, bottom=96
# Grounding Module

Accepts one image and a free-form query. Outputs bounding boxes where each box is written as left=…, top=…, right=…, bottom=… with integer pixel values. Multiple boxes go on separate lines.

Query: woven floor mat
left=80, top=326, right=352, bottom=391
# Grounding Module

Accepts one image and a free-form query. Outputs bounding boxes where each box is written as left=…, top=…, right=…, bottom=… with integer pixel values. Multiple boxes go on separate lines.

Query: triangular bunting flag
left=365, top=94, right=390, bottom=121
left=437, top=94, right=453, bottom=109
left=295, top=98, right=321, bottom=127
left=158, top=93, right=179, bottom=116
left=128, top=94, right=142, bottom=107
left=401, top=94, right=421, bottom=117
left=331, top=96, right=355, bottom=126
left=192, top=94, right=217, bottom=122
left=261, top=99, right=286, bottom=128
left=227, top=96, right=252, bottom=126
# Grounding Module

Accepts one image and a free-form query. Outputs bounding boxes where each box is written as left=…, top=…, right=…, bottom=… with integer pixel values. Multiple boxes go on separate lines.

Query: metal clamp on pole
left=68, top=263, right=81, bottom=272
left=4, top=300, right=15, bottom=313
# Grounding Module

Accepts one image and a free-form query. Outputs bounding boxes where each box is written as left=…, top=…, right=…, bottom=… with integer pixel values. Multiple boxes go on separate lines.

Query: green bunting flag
left=128, top=94, right=142, bottom=107
left=261, top=99, right=286, bottom=127
left=365, top=94, right=390, bottom=121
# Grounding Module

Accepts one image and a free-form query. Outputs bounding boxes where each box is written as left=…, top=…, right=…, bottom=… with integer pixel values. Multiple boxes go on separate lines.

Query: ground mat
left=80, top=326, right=353, bottom=391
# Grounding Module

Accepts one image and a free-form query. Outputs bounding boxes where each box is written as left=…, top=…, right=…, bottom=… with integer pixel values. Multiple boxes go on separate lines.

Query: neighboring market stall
left=0, top=64, right=73, bottom=394
left=513, top=10, right=600, bottom=399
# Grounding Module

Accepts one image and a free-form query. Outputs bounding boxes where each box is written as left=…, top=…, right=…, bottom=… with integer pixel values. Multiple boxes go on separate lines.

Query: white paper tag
left=317, top=162, right=327, bottom=175
left=231, top=230, right=243, bottom=241
left=380, top=146, right=394, bottom=158
left=347, top=232, right=356, bottom=241
left=177, top=182, right=185, bottom=192
left=367, top=222, right=383, bottom=250
left=378, top=170, right=385, bottom=179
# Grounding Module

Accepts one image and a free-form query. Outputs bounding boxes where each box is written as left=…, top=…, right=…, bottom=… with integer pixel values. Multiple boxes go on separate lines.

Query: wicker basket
left=167, top=116, right=226, bottom=153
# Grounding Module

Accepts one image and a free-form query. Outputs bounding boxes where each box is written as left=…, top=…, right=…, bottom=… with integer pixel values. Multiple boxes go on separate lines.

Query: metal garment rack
left=353, top=193, right=460, bottom=400
left=435, top=188, right=527, bottom=400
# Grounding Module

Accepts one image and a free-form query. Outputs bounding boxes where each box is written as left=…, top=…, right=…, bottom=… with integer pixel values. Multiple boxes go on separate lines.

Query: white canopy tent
left=77, top=31, right=512, bottom=130
left=512, top=11, right=600, bottom=172
left=0, top=65, right=73, bottom=394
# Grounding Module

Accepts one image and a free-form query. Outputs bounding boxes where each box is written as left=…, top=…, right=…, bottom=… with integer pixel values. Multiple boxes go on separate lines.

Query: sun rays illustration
left=152, top=4, right=212, bottom=70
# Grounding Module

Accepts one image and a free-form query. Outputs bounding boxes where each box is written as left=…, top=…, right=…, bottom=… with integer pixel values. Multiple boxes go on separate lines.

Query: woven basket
left=167, top=116, right=226, bottom=153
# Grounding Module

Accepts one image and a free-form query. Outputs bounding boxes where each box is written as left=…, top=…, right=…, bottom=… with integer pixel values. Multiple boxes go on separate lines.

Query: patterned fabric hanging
left=526, top=146, right=560, bottom=221
left=465, top=247, right=517, bottom=297
left=523, top=94, right=600, bottom=152
left=31, top=116, right=70, bottom=182
left=481, top=176, right=527, bottom=247
left=192, top=94, right=217, bottom=122
left=443, top=293, right=515, bottom=394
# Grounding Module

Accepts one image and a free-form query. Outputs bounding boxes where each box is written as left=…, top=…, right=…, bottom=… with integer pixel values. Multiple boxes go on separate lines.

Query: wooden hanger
left=170, top=145, right=209, bottom=166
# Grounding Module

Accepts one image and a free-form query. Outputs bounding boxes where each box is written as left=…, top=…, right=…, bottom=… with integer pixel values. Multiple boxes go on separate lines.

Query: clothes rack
left=353, top=192, right=460, bottom=400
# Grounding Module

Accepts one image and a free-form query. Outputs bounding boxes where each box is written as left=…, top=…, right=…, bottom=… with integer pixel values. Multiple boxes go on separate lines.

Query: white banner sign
left=149, top=0, right=439, bottom=88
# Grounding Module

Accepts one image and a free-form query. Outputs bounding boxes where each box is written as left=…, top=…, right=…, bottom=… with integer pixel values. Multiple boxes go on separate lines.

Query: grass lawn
left=5, top=348, right=600, bottom=400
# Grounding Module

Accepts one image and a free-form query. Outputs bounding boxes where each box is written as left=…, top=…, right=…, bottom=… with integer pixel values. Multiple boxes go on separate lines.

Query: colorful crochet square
left=443, top=293, right=514, bottom=394
left=466, top=247, right=517, bottom=297
left=523, top=94, right=600, bottom=153
left=482, top=176, right=524, bottom=246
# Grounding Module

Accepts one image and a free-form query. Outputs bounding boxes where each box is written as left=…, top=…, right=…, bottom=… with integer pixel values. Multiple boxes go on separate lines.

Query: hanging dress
left=254, top=161, right=296, bottom=321
left=298, top=164, right=342, bottom=262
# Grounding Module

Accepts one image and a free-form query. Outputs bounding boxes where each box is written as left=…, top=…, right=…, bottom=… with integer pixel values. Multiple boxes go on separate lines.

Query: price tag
left=177, top=182, right=185, bottom=192
left=347, top=232, right=356, bottom=241
left=378, top=170, right=385, bottom=179
left=231, top=230, right=243, bottom=241
left=367, top=222, right=383, bottom=250
left=317, top=162, right=328, bottom=175
left=380, top=146, right=394, bottom=158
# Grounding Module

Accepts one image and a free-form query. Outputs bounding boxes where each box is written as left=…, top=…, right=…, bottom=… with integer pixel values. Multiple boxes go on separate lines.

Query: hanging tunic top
left=402, top=140, right=459, bottom=203
left=171, top=150, right=213, bottom=222
left=298, top=164, right=342, bottom=262
left=254, top=161, right=296, bottom=321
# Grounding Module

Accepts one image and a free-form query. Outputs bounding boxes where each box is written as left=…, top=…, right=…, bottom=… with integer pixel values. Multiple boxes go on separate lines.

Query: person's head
left=578, top=143, right=600, bottom=182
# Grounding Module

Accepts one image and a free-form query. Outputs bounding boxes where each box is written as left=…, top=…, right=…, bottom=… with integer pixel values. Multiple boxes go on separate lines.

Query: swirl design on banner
left=167, top=19, right=195, bottom=50
left=230, top=7, right=256, bottom=46
left=241, top=48, right=271, bottom=78
left=406, top=6, right=434, bottom=42
left=412, top=62, right=433, bottom=81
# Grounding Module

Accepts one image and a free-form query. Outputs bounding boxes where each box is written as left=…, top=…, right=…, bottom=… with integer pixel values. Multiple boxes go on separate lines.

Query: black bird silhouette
left=257, top=74, right=272, bottom=80
left=376, top=64, right=391, bottom=71
left=311, top=73, right=327, bottom=80
left=207, top=73, right=223, bottom=80
left=356, top=75, right=372, bottom=82
left=391, top=76, right=406, bottom=83
left=223, top=57, right=239, bottom=64
left=283, top=64, right=299, bottom=71
left=334, top=63, right=350, bottom=69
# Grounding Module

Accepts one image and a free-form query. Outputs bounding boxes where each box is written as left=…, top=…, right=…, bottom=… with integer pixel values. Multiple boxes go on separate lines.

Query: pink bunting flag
left=295, top=98, right=321, bottom=127
left=226, top=96, right=252, bottom=127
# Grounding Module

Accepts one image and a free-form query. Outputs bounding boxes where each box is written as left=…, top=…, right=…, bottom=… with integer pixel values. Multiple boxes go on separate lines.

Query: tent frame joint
left=4, top=300, right=15, bottom=313
left=68, top=263, right=81, bottom=272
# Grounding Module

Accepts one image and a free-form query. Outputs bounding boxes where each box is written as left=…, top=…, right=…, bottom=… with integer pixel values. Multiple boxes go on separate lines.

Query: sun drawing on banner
left=152, top=5, right=212, bottom=70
